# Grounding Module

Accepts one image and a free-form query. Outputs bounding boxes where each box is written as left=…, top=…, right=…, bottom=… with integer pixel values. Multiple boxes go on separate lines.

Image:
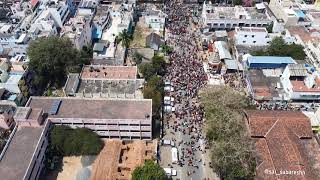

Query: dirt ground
left=131, top=17, right=163, bottom=48
left=90, top=139, right=156, bottom=180
left=57, top=156, right=84, bottom=180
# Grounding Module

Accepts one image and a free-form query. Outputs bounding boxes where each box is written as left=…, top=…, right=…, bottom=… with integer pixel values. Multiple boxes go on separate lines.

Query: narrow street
left=159, top=1, right=218, bottom=179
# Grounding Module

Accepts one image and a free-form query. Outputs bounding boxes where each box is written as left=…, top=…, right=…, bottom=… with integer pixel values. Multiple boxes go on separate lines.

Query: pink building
left=26, top=96, right=153, bottom=140
left=0, top=104, right=15, bottom=130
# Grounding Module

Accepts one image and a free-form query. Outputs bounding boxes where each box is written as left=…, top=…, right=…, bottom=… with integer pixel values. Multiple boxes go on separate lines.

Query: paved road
left=159, top=1, right=218, bottom=180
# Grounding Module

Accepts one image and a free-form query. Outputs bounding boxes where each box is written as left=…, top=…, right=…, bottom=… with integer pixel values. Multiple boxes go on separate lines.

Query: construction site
left=90, top=139, right=157, bottom=180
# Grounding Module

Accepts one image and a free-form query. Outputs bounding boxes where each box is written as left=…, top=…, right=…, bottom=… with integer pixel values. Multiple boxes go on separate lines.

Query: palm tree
left=117, top=29, right=131, bottom=48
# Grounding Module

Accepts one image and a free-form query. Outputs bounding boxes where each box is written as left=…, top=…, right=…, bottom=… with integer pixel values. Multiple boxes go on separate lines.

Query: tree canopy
left=133, top=52, right=143, bottom=65
left=117, top=29, right=132, bottom=48
left=50, top=125, right=104, bottom=156
left=27, top=37, right=91, bottom=89
left=160, top=45, right=173, bottom=55
left=143, top=75, right=164, bottom=116
left=251, top=37, right=306, bottom=60
left=138, top=55, right=166, bottom=80
left=132, top=160, right=167, bottom=180
left=200, top=86, right=256, bottom=180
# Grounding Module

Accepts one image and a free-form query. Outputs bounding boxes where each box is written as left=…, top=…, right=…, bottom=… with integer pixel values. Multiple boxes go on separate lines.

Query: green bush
left=132, top=160, right=167, bottom=180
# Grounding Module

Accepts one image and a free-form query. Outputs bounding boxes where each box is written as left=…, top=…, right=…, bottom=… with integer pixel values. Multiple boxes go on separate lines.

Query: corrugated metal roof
left=214, top=41, right=232, bottom=60
left=288, top=64, right=307, bottom=77
left=225, top=59, right=238, bottom=70
left=248, top=56, right=296, bottom=64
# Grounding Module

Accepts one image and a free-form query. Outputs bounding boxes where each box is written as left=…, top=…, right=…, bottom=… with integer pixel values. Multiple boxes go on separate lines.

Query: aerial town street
left=160, top=0, right=217, bottom=179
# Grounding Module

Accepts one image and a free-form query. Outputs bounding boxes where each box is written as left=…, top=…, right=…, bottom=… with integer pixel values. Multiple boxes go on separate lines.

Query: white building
left=281, top=64, right=320, bottom=101
left=235, top=27, right=296, bottom=46
left=144, top=9, right=166, bottom=32
left=235, top=27, right=271, bottom=46
left=61, top=14, right=93, bottom=50
left=0, top=73, right=24, bottom=94
left=268, top=0, right=311, bottom=27
left=201, top=2, right=272, bottom=31
left=29, top=3, right=70, bottom=37
left=305, top=41, right=320, bottom=70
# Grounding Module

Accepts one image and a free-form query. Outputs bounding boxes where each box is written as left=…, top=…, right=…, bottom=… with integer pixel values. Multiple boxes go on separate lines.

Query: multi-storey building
left=61, top=14, right=93, bottom=50
left=0, top=94, right=152, bottom=180
left=235, top=27, right=271, bottom=46
left=0, top=109, right=49, bottom=180
left=26, top=97, right=153, bottom=140
left=281, top=64, right=320, bottom=101
left=201, top=2, right=272, bottom=31
left=305, top=41, right=320, bottom=69
left=268, top=0, right=312, bottom=27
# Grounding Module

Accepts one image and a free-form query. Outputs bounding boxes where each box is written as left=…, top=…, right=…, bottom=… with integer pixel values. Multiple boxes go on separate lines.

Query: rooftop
left=248, top=56, right=296, bottom=64
left=214, top=41, right=232, bottom=60
left=235, top=27, right=267, bottom=33
left=246, top=110, right=319, bottom=180
left=0, top=126, right=44, bottom=180
left=27, top=97, right=152, bottom=120
left=64, top=73, right=80, bottom=95
left=204, top=6, right=268, bottom=20
left=288, top=64, right=308, bottom=77
left=288, top=27, right=320, bottom=43
left=77, top=79, right=144, bottom=96
left=81, top=66, right=137, bottom=80
left=247, top=69, right=282, bottom=100
left=291, top=78, right=320, bottom=93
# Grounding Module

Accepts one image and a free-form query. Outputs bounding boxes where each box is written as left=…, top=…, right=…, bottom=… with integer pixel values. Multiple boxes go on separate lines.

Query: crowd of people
left=162, top=0, right=211, bottom=178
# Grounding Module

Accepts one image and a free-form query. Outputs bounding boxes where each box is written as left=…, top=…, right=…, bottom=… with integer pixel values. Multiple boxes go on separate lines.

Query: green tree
left=286, top=43, right=306, bottom=60
left=133, top=52, right=143, bottom=65
left=147, top=75, right=164, bottom=92
left=138, top=63, right=156, bottom=80
left=251, top=37, right=306, bottom=60
left=151, top=55, right=166, bottom=76
left=233, top=0, right=242, bottom=5
left=50, top=125, right=72, bottom=154
left=160, top=45, right=173, bottom=55
left=117, top=29, right=131, bottom=48
left=199, top=86, right=256, bottom=180
left=266, top=23, right=273, bottom=33
left=27, top=37, right=89, bottom=88
left=49, top=125, right=104, bottom=156
left=143, top=84, right=162, bottom=115
left=132, top=160, right=167, bottom=180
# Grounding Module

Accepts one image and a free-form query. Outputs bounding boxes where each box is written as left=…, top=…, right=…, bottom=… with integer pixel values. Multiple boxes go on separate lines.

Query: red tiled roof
left=291, top=79, right=320, bottom=93
left=30, top=0, right=39, bottom=7
left=253, top=86, right=272, bottom=99
left=288, top=27, right=320, bottom=44
left=246, top=110, right=318, bottom=180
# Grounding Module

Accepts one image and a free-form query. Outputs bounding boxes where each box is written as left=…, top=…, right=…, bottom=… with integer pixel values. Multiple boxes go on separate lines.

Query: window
left=244, top=35, right=247, bottom=37
left=267, top=41, right=270, bottom=44
left=252, top=35, right=254, bottom=38
left=243, top=41, right=246, bottom=43
left=253, top=41, right=256, bottom=43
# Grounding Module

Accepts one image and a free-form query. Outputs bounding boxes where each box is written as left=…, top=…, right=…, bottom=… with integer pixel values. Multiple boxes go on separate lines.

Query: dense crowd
left=163, top=0, right=211, bottom=178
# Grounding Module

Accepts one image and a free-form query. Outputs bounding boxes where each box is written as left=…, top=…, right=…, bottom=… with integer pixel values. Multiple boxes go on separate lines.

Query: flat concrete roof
left=0, top=126, right=44, bottom=180
left=81, top=66, right=137, bottom=80
left=27, top=97, right=152, bottom=120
